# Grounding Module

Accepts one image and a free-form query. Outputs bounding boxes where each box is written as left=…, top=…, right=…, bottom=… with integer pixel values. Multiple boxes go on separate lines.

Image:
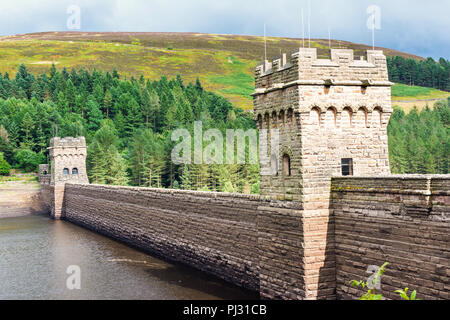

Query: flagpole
left=264, top=23, right=267, bottom=61
left=328, top=27, right=331, bottom=49
left=308, top=0, right=311, bottom=48
left=372, top=25, right=375, bottom=50
left=301, top=8, right=305, bottom=48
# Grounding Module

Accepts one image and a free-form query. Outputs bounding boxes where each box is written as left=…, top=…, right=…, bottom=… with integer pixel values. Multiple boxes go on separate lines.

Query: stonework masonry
left=38, top=177, right=449, bottom=300
left=38, top=48, right=449, bottom=300
left=331, top=176, right=450, bottom=300
left=49, top=137, right=89, bottom=185
left=252, top=48, right=393, bottom=299
left=45, top=183, right=310, bottom=299
left=46, top=137, right=89, bottom=219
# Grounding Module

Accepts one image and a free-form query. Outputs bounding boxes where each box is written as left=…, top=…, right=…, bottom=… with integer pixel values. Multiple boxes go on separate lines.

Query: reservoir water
left=0, top=214, right=258, bottom=300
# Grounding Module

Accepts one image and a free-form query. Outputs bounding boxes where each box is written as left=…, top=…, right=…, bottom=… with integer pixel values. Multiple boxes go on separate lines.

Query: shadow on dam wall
left=0, top=179, right=48, bottom=218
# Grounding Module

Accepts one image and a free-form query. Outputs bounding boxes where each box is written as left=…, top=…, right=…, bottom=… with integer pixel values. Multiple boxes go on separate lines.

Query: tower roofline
left=254, top=48, right=392, bottom=93
left=49, top=136, right=87, bottom=149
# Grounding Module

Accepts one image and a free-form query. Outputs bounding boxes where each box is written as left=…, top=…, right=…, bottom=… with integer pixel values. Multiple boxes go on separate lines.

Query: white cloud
left=0, top=0, right=447, bottom=58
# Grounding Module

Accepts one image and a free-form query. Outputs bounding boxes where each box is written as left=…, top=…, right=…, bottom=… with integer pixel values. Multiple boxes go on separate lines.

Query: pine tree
left=103, top=89, right=113, bottom=118
left=86, top=98, right=103, bottom=132
left=21, top=113, right=35, bottom=149
left=0, top=152, right=11, bottom=176
left=65, top=79, right=76, bottom=112
left=180, top=164, right=191, bottom=190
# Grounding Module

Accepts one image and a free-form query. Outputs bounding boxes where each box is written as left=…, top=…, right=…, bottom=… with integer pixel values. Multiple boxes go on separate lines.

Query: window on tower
left=283, top=154, right=291, bottom=176
left=341, top=158, right=353, bottom=176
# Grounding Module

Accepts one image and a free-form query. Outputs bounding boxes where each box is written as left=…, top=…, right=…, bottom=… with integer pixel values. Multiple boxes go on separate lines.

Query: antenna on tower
left=301, top=8, right=305, bottom=48
left=308, top=0, right=311, bottom=48
left=264, top=23, right=267, bottom=61
left=372, top=24, right=375, bottom=50
left=328, top=26, right=331, bottom=49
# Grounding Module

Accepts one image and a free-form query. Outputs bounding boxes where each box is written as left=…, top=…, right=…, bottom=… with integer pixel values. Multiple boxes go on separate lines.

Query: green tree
left=103, top=89, right=113, bottom=118
left=0, top=152, right=11, bottom=176
left=13, top=149, right=45, bottom=172
left=87, top=121, right=128, bottom=185
left=21, top=113, right=35, bottom=149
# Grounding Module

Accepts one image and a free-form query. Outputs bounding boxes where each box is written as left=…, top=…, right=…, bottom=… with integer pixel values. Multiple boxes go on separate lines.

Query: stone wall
left=331, top=176, right=450, bottom=300
left=38, top=175, right=450, bottom=300
left=61, top=183, right=311, bottom=298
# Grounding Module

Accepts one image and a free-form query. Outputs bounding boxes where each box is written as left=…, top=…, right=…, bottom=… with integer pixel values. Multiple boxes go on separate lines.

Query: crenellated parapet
left=50, top=136, right=86, bottom=147
left=254, top=48, right=391, bottom=90
left=253, top=48, right=393, bottom=132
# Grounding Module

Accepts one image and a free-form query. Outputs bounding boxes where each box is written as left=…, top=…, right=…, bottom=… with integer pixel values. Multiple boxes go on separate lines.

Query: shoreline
left=0, top=178, right=47, bottom=218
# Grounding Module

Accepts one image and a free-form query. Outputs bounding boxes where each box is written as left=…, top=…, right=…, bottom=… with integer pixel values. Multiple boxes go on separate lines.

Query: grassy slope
left=391, top=84, right=450, bottom=112
left=0, top=32, right=430, bottom=110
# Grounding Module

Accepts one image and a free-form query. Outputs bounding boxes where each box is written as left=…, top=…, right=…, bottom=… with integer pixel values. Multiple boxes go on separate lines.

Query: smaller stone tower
left=38, top=164, right=50, bottom=184
left=47, top=137, right=89, bottom=219
left=49, top=137, right=89, bottom=185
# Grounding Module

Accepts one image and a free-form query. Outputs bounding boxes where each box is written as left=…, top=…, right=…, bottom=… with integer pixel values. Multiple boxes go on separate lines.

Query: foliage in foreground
left=351, top=262, right=420, bottom=300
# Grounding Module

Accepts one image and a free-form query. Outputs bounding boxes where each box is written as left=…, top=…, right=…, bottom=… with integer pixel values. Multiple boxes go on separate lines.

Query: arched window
left=257, top=114, right=263, bottom=129
left=63, top=168, right=69, bottom=175
left=287, top=108, right=294, bottom=125
left=72, top=168, right=79, bottom=175
left=310, top=108, right=321, bottom=126
left=283, top=154, right=291, bottom=176
left=42, top=171, right=48, bottom=175
left=342, top=108, right=353, bottom=127
left=279, top=110, right=285, bottom=125
left=272, top=111, right=277, bottom=128
left=270, top=154, right=278, bottom=176
left=372, top=108, right=383, bottom=127
left=264, top=113, right=270, bottom=129
left=357, top=107, right=368, bottom=127
left=325, top=108, right=337, bottom=127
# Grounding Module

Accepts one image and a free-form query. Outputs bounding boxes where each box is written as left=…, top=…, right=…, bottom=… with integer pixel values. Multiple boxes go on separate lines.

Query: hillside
left=0, top=32, right=426, bottom=110
left=391, top=84, right=450, bottom=112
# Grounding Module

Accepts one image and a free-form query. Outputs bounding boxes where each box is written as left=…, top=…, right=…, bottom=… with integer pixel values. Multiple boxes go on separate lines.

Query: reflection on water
left=0, top=214, right=258, bottom=300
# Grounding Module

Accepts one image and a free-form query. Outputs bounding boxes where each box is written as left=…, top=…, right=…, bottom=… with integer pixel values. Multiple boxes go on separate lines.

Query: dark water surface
left=0, top=214, right=258, bottom=300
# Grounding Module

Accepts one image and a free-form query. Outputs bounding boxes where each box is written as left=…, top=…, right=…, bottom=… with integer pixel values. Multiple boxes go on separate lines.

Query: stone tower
left=252, top=48, right=393, bottom=299
left=49, top=137, right=89, bottom=185
left=48, top=137, right=89, bottom=219
left=253, top=48, right=392, bottom=202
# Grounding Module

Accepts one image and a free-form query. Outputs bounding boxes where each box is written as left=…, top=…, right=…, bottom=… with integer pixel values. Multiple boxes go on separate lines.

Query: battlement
left=254, top=48, right=392, bottom=93
left=49, top=137, right=86, bottom=148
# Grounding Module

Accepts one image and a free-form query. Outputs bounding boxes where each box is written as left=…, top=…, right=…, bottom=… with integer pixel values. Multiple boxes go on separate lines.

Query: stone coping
left=65, top=183, right=304, bottom=209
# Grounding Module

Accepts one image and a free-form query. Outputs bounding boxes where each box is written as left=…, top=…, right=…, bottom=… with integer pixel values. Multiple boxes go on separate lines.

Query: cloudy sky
left=0, top=0, right=448, bottom=59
